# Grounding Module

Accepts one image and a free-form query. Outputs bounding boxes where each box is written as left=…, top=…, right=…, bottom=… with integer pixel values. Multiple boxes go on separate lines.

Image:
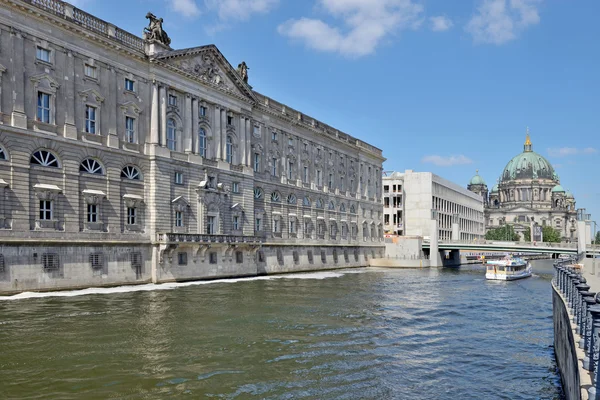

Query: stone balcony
left=156, top=233, right=262, bottom=264
left=157, top=233, right=262, bottom=245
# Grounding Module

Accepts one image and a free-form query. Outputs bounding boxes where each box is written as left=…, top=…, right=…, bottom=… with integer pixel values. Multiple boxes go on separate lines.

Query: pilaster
left=63, top=51, right=77, bottom=139
left=107, top=67, right=118, bottom=147
left=150, top=81, right=159, bottom=144
left=159, top=85, right=167, bottom=147
left=220, top=108, right=227, bottom=160
left=184, top=94, right=192, bottom=153
left=10, top=29, right=26, bottom=128
left=214, top=106, right=222, bottom=159
left=191, top=98, right=198, bottom=153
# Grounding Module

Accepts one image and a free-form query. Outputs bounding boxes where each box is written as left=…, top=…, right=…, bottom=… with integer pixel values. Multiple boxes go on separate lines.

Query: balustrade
left=157, top=233, right=261, bottom=245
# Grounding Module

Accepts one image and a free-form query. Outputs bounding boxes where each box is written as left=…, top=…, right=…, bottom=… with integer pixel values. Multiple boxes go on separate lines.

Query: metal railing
left=430, top=239, right=579, bottom=249
left=553, top=257, right=600, bottom=399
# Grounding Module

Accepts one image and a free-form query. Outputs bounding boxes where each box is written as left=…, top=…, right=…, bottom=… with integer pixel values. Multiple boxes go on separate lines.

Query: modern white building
left=383, top=170, right=485, bottom=241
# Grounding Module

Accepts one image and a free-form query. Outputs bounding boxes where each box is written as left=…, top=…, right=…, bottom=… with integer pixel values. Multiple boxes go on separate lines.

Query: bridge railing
left=429, top=239, right=578, bottom=249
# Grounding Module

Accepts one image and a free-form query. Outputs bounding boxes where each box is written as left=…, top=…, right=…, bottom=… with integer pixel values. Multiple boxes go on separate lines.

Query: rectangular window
left=253, top=125, right=260, bottom=136
left=87, top=203, right=98, bottom=223
left=127, top=207, right=136, bottom=225
left=175, top=211, right=183, bottom=227
left=227, top=115, right=233, bottom=125
left=85, top=105, right=96, bottom=134
left=271, top=131, right=277, bottom=141
left=233, top=215, right=239, bottom=230
left=124, top=78, right=135, bottom=92
left=232, top=182, right=240, bottom=193
left=174, top=172, right=183, bottom=185
left=168, top=94, right=177, bottom=106
left=340, top=177, right=345, bottom=192
left=289, top=219, right=296, bottom=234
left=178, top=252, right=187, bottom=266
left=84, top=64, right=98, bottom=79
left=288, top=137, right=293, bottom=146
left=255, top=217, right=262, bottom=232
left=253, top=153, right=260, bottom=172
left=328, top=173, right=333, bottom=188
left=125, top=116, right=135, bottom=143
left=317, top=170, right=322, bottom=186
left=303, top=166, right=309, bottom=182
left=36, top=47, right=50, bottom=62
left=200, top=106, right=207, bottom=117
left=206, top=216, right=215, bottom=234
left=39, top=200, right=53, bottom=220
left=304, top=143, right=308, bottom=151
left=272, top=158, right=277, bottom=176
left=37, top=92, right=50, bottom=123
left=273, top=218, right=280, bottom=233
left=288, top=161, right=293, bottom=180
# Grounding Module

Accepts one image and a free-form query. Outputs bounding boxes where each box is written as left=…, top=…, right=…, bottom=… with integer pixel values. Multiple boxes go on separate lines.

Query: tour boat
left=484, top=256, right=532, bottom=281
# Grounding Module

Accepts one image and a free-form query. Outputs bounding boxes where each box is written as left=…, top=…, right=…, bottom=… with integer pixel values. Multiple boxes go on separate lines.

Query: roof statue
left=144, top=12, right=171, bottom=46
left=237, top=61, right=249, bottom=83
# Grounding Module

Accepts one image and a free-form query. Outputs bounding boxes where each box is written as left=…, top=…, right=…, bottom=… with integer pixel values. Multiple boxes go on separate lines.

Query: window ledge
left=32, top=121, right=57, bottom=135
left=35, top=60, right=54, bottom=69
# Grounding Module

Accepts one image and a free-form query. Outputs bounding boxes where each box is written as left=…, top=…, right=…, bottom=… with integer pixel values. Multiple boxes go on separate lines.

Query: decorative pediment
left=119, top=101, right=141, bottom=116
left=231, top=203, right=245, bottom=214
left=153, top=45, right=257, bottom=103
left=172, top=196, right=190, bottom=211
left=79, top=89, right=104, bottom=104
left=30, top=73, right=60, bottom=92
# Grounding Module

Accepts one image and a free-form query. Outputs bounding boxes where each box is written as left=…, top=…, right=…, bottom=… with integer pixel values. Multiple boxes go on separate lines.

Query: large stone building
left=467, top=132, right=577, bottom=241
left=0, top=0, right=384, bottom=294
left=383, top=170, right=485, bottom=241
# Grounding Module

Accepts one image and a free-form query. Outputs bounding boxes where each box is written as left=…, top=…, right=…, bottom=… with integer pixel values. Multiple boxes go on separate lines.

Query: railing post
left=589, top=304, right=600, bottom=400
left=576, top=282, right=591, bottom=333
left=581, top=293, right=596, bottom=348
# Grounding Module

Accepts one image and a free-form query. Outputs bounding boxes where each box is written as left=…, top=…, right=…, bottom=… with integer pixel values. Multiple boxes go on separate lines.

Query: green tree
left=485, top=225, right=520, bottom=241
left=542, top=225, right=562, bottom=243
left=524, top=229, right=531, bottom=242
left=595, top=231, right=600, bottom=245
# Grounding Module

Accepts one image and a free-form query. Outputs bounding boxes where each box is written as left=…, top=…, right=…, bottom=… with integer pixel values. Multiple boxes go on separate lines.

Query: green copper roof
left=469, top=170, right=486, bottom=186
left=491, top=184, right=499, bottom=193
left=566, top=190, right=574, bottom=198
left=500, top=136, right=556, bottom=182
left=552, top=185, right=565, bottom=193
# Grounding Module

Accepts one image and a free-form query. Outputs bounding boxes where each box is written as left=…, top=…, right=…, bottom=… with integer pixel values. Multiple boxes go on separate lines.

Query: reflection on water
left=0, top=260, right=562, bottom=399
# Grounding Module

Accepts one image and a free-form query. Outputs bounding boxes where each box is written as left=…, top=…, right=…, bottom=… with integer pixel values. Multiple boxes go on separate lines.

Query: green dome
left=469, top=171, right=486, bottom=186
left=552, top=185, right=565, bottom=193
left=500, top=136, right=556, bottom=183
left=491, top=184, right=499, bottom=193
left=566, top=190, right=574, bottom=198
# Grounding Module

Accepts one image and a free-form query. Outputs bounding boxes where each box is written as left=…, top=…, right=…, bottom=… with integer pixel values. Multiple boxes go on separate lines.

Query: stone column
left=246, top=118, right=252, bottom=167
left=220, top=109, right=227, bottom=159
left=159, top=85, right=167, bottom=146
left=214, top=106, right=221, bottom=159
left=184, top=95, right=192, bottom=153
left=63, top=51, right=77, bottom=139
left=239, top=116, right=246, bottom=166
left=150, top=81, right=159, bottom=144
left=191, top=98, right=198, bottom=153
left=10, top=29, right=26, bottom=128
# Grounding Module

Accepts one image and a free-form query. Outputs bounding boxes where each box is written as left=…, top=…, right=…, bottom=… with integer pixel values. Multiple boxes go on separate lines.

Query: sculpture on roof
left=237, top=61, right=249, bottom=83
left=144, top=12, right=171, bottom=46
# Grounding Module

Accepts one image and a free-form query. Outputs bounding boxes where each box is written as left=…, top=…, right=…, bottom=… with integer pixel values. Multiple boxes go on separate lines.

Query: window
left=227, top=115, right=233, bottom=125
left=168, top=94, right=177, bottom=106
left=304, top=143, right=308, bottom=151
left=125, top=78, right=135, bottom=92
left=39, top=200, right=53, bottom=220
left=303, top=196, right=311, bottom=207
left=272, top=131, right=278, bottom=141
left=236, top=251, right=243, bottom=264
left=31, top=150, right=59, bottom=168
left=289, top=219, right=296, bottom=234
left=254, top=187, right=264, bottom=199
left=328, top=173, right=333, bottom=188
left=316, top=198, right=324, bottom=209
left=167, top=119, right=177, bottom=151
left=273, top=218, right=280, bottom=233
left=36, top=47, right=50, bottom=62
left=42, top=253, right=59, bottom=271
left=0, top=147, right=6, bottom=161
left=340, top=177, right=345, bottom=192
left=178, top=252, right=187, bottom=266
left=198, top=128, right=207, bottom=157
left=316, top=170, right=322, bottom=186
left=200, top=105, right=207, bottom=117
left=127, top=207, right=136, bottom=225
left=80, top=158, right=103, bottom=175
left=255, top=217, right=262, bottom=232
left=303, top=166, right=309, bottom=182
left=85, top=105, right=97, bottom=134
left=37, top=92, right=51, bottom=123
left=174, top=172, right=183, bottom=185
left=329, top=200, right=335, bottom=211
left=206, top=216, right=215, bottom=234
left=226, top=136, right=233, bottom=163
left=121, top=166, right=141, bottom=180
left=87, top=204, right=98, bottom=223
left=89, top=253, right=103, bottom=269
left=84, top=64, right=97, bottom=79
left=288, top=137, right=294, bottom=146
left=272, top=158, right=277, bottom=176
left=287, top=161, right=294, bottom=180
left=253, top=153, right=260, bottom=172
left=271, top=191, right=281, bottom=202
left=125, top=116, right=136, bottom=143
left=233, top=215, right=239, bottom=230
left=175, top=211, right=183, bottom=227
left=253, top=125, right=260, bottom=136
left=232, top=182, right=240, bottom=193
left=317, top=148, right=321, bottom=157
left=340, top=203, right=346, bottom=212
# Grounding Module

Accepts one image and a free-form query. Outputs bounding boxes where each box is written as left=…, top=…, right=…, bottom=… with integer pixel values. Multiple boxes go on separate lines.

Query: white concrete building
left=383, top=170, right=485, bottom=241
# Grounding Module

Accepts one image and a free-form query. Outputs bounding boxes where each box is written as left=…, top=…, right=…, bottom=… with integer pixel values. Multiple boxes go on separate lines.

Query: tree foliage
left=485, top=225, right=520, bottom=241
left=594, top=231, right=600, bottom=245
left=523, top=225, right=562, bottom=242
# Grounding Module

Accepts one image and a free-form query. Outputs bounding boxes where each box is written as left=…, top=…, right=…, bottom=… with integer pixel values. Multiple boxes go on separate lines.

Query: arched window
left=287, top=193, right=297, bottom=204
left=167, top=119, right=176, bottom=151
left=226, top=135, right=233, bottom=163
left=30, top=150, right=59, bottom=168
left=254, top=187, right=264, bottom=199
left=316, top=198, right=324, bottom=209
left=303, top=196, right=311, bottom=207
left=0, top=146, right=7, bottom=161
left=350, top=204, right=356, bottom=214
left=198, top=128, right=207, bottom=157
left=79, top=158, right=104, bottom=175
left=328, top=200, right=335, bottom=210
left=121, top=165, right=141, bottom=180
left=271, top=191, right=281, bottom=202
left=340, top=203, right=346, bottom=212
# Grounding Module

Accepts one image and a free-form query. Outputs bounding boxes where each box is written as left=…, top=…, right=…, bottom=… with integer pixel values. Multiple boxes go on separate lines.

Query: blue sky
left=75, top=0, right=599, bottom=224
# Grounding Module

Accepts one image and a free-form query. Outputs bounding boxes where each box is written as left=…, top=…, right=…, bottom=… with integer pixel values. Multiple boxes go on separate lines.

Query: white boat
left=485, top=256, right=532, bottom=281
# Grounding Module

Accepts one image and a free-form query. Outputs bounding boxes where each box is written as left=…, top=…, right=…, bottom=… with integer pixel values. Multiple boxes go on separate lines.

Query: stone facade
left=468, top=133, right=578, bottom=241
left=0, top=0, right=384, bottom=294
left=383, top=170, right=485, bottom=241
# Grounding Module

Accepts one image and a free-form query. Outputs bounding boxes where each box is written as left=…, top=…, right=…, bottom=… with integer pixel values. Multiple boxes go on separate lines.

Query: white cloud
left=169, top=0, right=201, bottom=18
left=204, top=0, right=279, bottom=21
left=547, top=147, right=598, bottom=157
left=278, top=0, right=424, bottom=58
left=466, top=0, right=542, bottom=45
left=430, top=16, right=453, bottom=32
left=421, top=155, right=473, bottom=167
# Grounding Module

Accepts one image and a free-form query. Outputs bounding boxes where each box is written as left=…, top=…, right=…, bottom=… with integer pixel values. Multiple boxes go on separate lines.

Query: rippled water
left=0, top=261, right=563, bottom=399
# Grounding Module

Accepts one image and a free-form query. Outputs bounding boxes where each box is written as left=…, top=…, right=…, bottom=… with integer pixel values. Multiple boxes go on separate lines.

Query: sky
left=74, top=0, right=599, bottom=225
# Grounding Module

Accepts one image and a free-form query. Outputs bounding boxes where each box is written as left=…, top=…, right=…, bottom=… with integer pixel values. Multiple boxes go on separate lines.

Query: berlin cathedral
left=467, top=132, right=577, bottom=241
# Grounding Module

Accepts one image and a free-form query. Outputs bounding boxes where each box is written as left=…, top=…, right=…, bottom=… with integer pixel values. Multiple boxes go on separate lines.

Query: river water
left=0, top=260, right=563, bottom=399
